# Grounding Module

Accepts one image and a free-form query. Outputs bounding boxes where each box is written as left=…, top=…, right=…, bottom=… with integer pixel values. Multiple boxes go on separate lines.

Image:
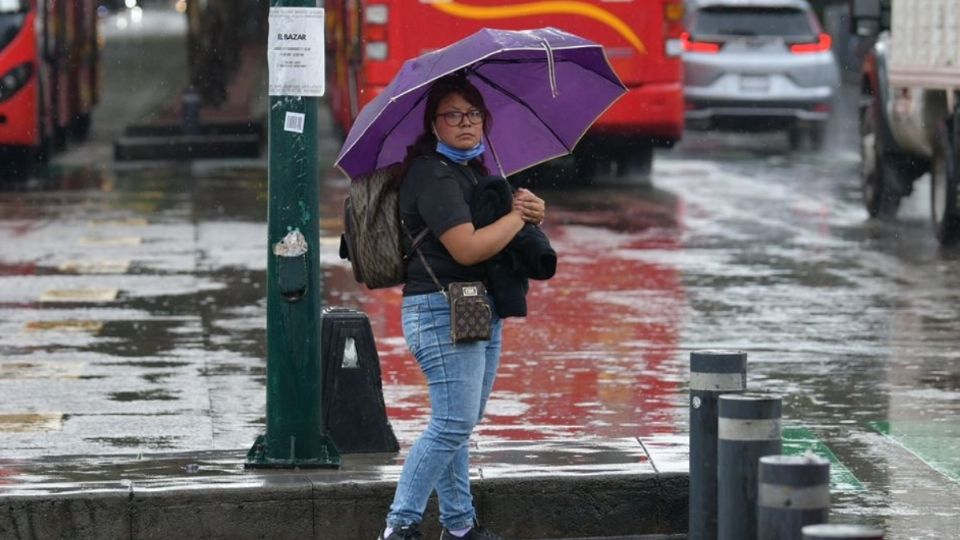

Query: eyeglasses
left=435, top=109, right=484, bottom=127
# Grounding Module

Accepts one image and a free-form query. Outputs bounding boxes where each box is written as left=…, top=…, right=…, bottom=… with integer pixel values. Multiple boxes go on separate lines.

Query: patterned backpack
left=339, top=163, right=428, bottom=289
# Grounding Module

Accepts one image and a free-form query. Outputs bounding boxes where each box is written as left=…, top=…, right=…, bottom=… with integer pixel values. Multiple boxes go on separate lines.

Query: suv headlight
left=0, top=62, right=33, bottom=103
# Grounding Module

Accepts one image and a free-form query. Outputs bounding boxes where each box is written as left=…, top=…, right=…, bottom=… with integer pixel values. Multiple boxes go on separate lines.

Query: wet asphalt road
left=1, top=14, right=959, bottom=538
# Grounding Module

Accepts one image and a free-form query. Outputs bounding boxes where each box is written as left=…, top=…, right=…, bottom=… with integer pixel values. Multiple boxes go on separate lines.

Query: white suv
left=682, top=0, right=841, bottom=149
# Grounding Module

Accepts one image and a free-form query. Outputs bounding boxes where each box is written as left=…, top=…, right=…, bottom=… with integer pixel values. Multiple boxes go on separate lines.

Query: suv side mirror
left=849, top=0, right=885, bottom=37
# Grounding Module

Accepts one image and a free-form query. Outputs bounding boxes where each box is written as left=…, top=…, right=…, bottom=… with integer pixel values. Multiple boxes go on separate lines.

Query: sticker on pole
left=284, top=112, right=305, bottom=134
left=268, top=7, right=325, bottom=97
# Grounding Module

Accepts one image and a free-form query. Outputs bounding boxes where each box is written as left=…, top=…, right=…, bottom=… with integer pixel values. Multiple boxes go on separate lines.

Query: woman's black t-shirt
left=399, top=154, right=487, bottom=296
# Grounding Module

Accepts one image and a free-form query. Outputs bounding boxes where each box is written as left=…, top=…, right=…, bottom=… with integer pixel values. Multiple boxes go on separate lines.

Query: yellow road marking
left=319, top=217, right=342, bottom=230
left=0, top=362, right=85, bottom=380
left=319, top=235, right=342, bottom=248
left=39, top=288, right=120, bottom=303
left=0, top=412, right=64, bottom=433
left=59, top=260, right=131, bottom=274
left=23, top=320, right=104, bottom=333
left=89, top=218, right=149, bottom=227
left=79, top=236, right=142, bottom=247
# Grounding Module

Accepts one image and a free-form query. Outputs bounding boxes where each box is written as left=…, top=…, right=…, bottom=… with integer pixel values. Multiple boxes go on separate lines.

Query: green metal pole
left=246, top=0, right=340, bottom=469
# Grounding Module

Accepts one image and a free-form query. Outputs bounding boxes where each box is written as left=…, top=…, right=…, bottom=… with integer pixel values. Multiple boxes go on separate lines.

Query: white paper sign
left=268, top=7, right=325, bottom=97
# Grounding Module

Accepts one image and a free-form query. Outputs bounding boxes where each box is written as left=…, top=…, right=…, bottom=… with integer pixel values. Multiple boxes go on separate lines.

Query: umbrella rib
left=469, top=69, right=571, bottom=153
left=376, top=89, right=431, bottom=166
left=476, top=58, right=625, bottom=88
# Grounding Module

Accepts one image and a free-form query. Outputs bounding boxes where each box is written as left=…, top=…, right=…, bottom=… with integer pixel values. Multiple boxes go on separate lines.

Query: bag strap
left=404, top=227, right=430, bottom=261
left=401, top=220, right=446, bottom=297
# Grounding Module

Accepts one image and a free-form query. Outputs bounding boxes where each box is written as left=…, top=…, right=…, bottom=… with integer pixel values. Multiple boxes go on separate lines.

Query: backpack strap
left=401, top=220, right=446, bottom=297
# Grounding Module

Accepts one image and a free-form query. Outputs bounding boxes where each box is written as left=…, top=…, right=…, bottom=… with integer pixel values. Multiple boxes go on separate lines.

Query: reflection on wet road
left=1, top=106, right=959, bottom=537
left=336, top=182, right=688, bottom=444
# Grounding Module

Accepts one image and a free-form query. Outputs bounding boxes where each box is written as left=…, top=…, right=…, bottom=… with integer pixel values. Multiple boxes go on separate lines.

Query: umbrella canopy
left=334, top=27, right=626, bottom=180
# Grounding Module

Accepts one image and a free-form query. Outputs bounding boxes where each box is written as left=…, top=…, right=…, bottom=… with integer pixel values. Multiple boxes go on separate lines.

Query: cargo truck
left=851, top=0, right=960, bottom=244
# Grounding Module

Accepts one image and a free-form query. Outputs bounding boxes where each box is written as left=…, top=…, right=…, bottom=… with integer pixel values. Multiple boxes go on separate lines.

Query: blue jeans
left=387, top=291, right=503, bottom=530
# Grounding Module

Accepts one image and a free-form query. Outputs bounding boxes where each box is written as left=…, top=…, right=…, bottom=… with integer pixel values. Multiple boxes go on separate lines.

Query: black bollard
left=181, top=86, right=202, bottom=136
left=320, top=307, right=400, bottom=454
left=717, top=393, right=782, bottom=540
left=689, top=350, right=747, bottom=540
left=758, top=454, right=830, bottom=540
left=802, top=524, right=884, bottom=539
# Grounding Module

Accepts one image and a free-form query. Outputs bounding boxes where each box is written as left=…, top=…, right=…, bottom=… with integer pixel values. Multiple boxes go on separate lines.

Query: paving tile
left=638, top=434, right=688, bottom=474
left=475, top=437, right=653, bottom=479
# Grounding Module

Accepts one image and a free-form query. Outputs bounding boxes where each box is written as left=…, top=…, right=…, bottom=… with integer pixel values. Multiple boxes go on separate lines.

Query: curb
left=0, top=472, right=688, bottom=539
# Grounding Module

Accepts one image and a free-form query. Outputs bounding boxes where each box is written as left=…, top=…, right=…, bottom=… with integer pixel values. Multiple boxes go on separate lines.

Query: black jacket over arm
left=471, top=175, right=557, bottom=318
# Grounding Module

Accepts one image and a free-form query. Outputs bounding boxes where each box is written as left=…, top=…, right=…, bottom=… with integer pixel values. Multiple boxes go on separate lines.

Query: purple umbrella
left=334, top=27, right=626, bottom=180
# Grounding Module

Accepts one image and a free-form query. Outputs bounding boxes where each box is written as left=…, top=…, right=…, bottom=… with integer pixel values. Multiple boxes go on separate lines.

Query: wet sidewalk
left=0, top=160, right=691, bottom=538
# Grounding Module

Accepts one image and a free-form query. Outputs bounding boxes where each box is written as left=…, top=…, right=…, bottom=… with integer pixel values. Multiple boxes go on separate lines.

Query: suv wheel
left=788, top=126, right=804, bottom=151
left=809, top=122, right=826, bottom=151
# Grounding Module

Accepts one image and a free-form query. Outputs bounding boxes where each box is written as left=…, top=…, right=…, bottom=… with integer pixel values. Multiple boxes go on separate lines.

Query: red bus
left=0, top=0, right=99, bottom=167
left=326, top=0, right=686, bottom=179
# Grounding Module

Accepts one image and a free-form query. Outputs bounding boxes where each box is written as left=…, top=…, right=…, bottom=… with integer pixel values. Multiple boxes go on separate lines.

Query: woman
left=379, top=74, right=547, bottom=540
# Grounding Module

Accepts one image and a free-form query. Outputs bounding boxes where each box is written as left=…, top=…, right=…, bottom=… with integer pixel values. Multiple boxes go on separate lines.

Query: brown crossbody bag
left=401, top=221, right=492, bottom=343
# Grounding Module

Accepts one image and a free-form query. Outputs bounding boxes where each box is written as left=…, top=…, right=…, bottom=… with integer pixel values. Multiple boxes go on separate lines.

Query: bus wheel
left=2, top=147, right=34, bottom=179
left=931, top=118, right=960, bottom=245
left=615, top=145, right=653, bottom=181
left=53, top=126, right=68, bottom=150
left=72, top=113, right=92, bottom=141
left=36, top=125, right=54, bottom=164
left=574, top=145, right=598, bottom=183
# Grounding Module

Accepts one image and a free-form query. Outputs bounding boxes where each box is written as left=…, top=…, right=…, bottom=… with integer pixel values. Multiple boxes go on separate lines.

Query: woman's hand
left=514, top=188, right=546, bottom=225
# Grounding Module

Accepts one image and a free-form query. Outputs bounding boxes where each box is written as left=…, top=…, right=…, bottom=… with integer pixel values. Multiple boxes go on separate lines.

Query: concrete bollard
left=802, top=524, right=884, bottom=539
left=758, top=454, right=830, bottom=540
left=689, top=350, right=747, bottom=540
left=717, top=393, right=782, bottom=540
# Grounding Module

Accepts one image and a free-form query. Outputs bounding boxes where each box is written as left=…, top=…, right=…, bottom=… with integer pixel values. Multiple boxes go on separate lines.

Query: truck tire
left=930, top=119, right=960, bottom=245
left=860, top=91, right=906, bottom=219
